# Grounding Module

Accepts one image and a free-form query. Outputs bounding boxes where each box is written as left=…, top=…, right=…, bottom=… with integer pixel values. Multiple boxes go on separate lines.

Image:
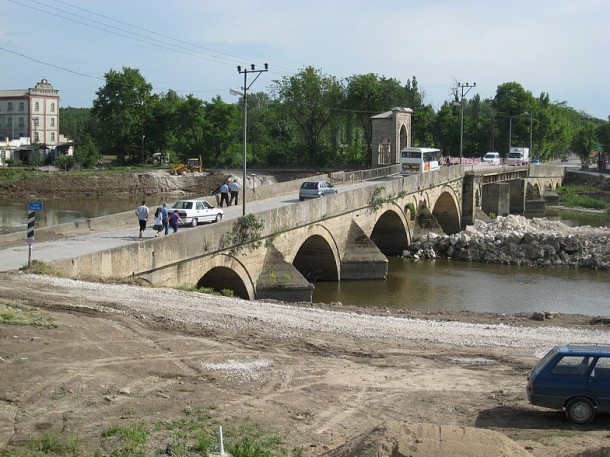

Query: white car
left=169, top=199, right=223, bottom=227
left=482, top=152, right=501, bottom=165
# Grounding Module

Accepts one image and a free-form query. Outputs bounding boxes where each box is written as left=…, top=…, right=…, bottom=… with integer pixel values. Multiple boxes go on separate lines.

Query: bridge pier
left=482, top=183, right=511, bottom=217
left=256, top=246, right=314, bottom=302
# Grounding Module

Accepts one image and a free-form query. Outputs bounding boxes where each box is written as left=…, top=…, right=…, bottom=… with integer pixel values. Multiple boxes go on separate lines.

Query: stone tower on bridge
left=371, top=106, right=412, bottom=167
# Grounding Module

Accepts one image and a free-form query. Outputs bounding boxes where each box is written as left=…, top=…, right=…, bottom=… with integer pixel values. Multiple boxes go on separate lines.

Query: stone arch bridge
left=51, top=165, right=564, bottom=302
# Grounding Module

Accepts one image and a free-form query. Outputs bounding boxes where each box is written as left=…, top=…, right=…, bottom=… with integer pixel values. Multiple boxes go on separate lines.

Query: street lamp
left=457, top=82, right=476, bottom=163
left=235, top=63, right=268, bottom=216
left=522, top=112, right=533, bottom=158
left=503, top=112, right=531, bottom=155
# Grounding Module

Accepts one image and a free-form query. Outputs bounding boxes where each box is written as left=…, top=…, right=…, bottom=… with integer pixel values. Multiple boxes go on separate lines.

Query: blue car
left=526, top=344, right=610, bottom=423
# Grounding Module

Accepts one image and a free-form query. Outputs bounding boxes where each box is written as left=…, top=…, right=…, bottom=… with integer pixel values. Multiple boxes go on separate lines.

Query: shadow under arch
left=293, top=234, right=338, bottom=282
left=370, top=209, right=409, bottom=255
left=432, top=190, right=461, bottom=234
left=195, top=254, right=254, bottom=300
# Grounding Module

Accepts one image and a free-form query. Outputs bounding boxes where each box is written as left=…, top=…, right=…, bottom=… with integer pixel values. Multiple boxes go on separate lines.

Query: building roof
left=0, top=89, right=29, bottom=98
left=370, top=106, right=413, bottom=119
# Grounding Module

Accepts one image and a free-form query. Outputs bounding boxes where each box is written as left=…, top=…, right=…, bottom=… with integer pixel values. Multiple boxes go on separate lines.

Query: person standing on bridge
left=161, top=202, right=169, bottom=235
left=169, top=210, right=183, bottom=233
left=153, top=207, right=163, bottom=237
left=219, top=180, right=230, bottom=207
left=135, top=200, right=149, bottom=239
left=229, top=179, right=240, bottom=206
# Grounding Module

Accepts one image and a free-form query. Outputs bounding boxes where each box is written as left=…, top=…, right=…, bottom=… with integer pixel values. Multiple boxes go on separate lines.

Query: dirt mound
left=0, top=170, right=230, bottom=199
left=323, top=421, right=532, bottom=457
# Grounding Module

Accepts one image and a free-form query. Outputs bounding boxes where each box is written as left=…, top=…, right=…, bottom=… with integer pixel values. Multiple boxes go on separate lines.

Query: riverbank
left=0, top=272, right=609, bottom=457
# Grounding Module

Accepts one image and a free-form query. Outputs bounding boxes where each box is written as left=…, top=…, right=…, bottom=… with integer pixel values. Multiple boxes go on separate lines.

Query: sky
left=1, top=0, right=609, bottom=120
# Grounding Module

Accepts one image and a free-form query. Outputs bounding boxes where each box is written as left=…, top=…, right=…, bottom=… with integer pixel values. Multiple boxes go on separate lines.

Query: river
left=313, top=257, right=609, bottom=316
left=1, top=197, right=608, bottom=316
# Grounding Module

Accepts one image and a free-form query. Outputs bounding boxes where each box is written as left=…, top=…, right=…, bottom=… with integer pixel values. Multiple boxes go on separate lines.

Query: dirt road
left=1, top=273, right=609, bottom=456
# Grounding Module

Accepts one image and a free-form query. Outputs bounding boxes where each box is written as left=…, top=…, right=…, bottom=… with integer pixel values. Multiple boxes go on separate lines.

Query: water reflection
left=0, top=197, right=167, bottom=234
left=313, top=257, right=610, bottom=316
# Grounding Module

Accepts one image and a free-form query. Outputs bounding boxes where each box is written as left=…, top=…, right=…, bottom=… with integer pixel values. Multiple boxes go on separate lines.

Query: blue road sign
left=29, top=202, right=43, bottom=211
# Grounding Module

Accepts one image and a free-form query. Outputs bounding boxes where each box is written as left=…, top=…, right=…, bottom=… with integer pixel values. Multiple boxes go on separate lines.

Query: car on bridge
left=169, top=199, right=223, bottom=227
left=299, top=181, right=338, bottom=201
left=482, top=152, right=501, bottom=165
left=526, top=344, right=610, bottom=424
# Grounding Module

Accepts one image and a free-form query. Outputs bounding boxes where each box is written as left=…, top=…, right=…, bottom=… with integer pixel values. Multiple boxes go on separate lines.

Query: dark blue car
left=526, top=344, right=610, bottom=423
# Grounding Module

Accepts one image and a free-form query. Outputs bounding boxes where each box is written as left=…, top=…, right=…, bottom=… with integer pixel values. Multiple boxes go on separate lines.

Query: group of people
left=135, top=201, right=183, bottom=239
left=217, top=179, right=240, bottom=207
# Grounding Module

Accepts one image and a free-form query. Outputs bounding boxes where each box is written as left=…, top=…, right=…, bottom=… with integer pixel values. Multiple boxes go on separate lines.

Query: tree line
left=58, top=66, right=610, bottom=169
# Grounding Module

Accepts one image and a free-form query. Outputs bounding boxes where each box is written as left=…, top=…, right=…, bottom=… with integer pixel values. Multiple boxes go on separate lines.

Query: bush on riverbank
left=556, top=184, right=610, bottom=212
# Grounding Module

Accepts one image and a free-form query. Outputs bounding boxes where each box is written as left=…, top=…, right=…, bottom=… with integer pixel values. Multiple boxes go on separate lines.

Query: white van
left=482, top=152, right=501, bottom=165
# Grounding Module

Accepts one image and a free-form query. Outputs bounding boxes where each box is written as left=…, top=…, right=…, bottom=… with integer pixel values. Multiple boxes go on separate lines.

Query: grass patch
left=556, top=185, right=610, bottom=211
left=176, top=284, right=235, bottom=297
left=0, top=302, right=58, bottom=328
left=19, top=260, right=59, bottom=276
left=4, top=412, right=297, bottom=457
left=101, top=421, right=150, bottom=457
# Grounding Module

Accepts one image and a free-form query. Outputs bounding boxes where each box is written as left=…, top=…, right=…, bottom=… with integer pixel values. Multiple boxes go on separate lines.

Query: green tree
left=146, top=90, right=182, bottom=163
left=59, top=107, right=96, bottom=141
left=345, top=73, right=407, bottom=163
left=91, top=67, right=153, bottom=163
left=405, top=76, right=435, bottom=147
left=596, top=120, right=610, bottom=153
left=201, top=96, right=239, bottom=166
left=572, top=122, right=596, bottom=165
left=73, top=135, right=101, bottom=168
left=432, top=103, right=460, bottom=157
left=492, top=82, right=535, bottom=154
left=273, top=66, right=344, bottom=166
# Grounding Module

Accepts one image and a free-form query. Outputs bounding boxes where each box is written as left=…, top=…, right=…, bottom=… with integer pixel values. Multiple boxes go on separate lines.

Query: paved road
left=0, top=179, right=381, bottom=273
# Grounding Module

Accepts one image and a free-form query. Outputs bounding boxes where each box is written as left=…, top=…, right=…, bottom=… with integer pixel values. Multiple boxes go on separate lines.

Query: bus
left=400, top=147, right=441, bottom=175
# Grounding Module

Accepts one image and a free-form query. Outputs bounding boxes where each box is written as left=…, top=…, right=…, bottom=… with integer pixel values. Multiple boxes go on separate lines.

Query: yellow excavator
left=170, top=156, right=203, bottom=175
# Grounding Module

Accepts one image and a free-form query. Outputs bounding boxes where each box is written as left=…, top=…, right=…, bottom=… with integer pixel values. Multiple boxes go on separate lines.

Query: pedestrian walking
left=153, top=207, right=163, bottom=237
left=135, top=200, right=149, bottom=239
left=161, top=202, right=169, bottom=235
left=219, top=181, right=230, bottom=207
left=229, top=179, right=240, bottom=206
left=169, top=210, right=183, bottom=233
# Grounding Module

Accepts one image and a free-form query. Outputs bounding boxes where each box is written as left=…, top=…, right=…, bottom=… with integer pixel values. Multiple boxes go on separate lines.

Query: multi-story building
left=0, top=79, right=60, bottom=145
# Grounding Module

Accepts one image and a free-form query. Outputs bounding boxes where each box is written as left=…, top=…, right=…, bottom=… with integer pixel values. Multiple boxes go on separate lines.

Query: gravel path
left=12, top=274, right=608, bottom=359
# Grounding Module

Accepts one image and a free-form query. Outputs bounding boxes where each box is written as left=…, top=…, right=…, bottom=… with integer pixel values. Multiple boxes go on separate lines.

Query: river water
left=1, top=197, right=608, bottom=316
left=313, top=257, right=609, bottom=316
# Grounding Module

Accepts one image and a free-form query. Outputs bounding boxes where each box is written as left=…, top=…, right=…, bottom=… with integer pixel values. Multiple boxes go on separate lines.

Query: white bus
left=400, top=147, right=441, bottom=175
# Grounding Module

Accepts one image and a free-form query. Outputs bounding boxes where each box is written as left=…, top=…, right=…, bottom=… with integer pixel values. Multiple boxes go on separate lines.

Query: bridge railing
left=329, top=164, right=401, bottom=183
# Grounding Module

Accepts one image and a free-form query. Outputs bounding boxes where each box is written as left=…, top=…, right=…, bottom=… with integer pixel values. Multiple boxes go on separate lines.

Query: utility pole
left=237, top=63, right=268, bottom=216
left=458, top=82, right=476, bottom=163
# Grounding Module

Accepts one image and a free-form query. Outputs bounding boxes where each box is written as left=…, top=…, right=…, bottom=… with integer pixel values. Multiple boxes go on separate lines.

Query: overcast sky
left=2, top=0, right=608, bottom=119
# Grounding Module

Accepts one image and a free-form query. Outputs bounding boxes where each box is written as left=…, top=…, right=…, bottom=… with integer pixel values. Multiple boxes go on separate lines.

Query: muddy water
left=312, top=257, right=610, bottom=316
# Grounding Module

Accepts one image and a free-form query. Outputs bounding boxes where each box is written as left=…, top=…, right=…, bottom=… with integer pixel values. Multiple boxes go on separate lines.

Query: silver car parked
left=299, top=181, right=337, bottom=201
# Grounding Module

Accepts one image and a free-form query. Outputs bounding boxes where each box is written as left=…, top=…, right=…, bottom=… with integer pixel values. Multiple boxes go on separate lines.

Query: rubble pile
left=404, top=215, right=610, bottom=270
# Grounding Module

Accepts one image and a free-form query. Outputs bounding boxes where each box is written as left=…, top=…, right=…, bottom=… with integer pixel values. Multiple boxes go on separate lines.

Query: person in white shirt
left=135, top=200, right=149, bottom=238
left=229, top=179, right=240, bottom=206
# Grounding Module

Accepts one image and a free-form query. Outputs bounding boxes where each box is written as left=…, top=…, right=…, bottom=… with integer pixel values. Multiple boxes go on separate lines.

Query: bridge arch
left=290, top=226, right=340, bottom=282
left=432, top=189, right=461, bottom=235
left=195, top=254, right=255, bottom=300
left=370, top=208, right=410, bottom=255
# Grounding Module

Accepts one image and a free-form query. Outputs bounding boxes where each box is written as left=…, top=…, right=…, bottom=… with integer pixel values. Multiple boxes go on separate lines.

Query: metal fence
left=329, top=164, right=401, bottom=183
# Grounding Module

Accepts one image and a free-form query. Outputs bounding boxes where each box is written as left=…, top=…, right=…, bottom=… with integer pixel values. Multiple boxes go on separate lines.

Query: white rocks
left=403, top=215, right=609, bottom=270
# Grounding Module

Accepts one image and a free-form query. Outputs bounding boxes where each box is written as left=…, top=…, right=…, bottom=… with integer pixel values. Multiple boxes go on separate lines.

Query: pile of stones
left=403, top=215, right=609, bottom=270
